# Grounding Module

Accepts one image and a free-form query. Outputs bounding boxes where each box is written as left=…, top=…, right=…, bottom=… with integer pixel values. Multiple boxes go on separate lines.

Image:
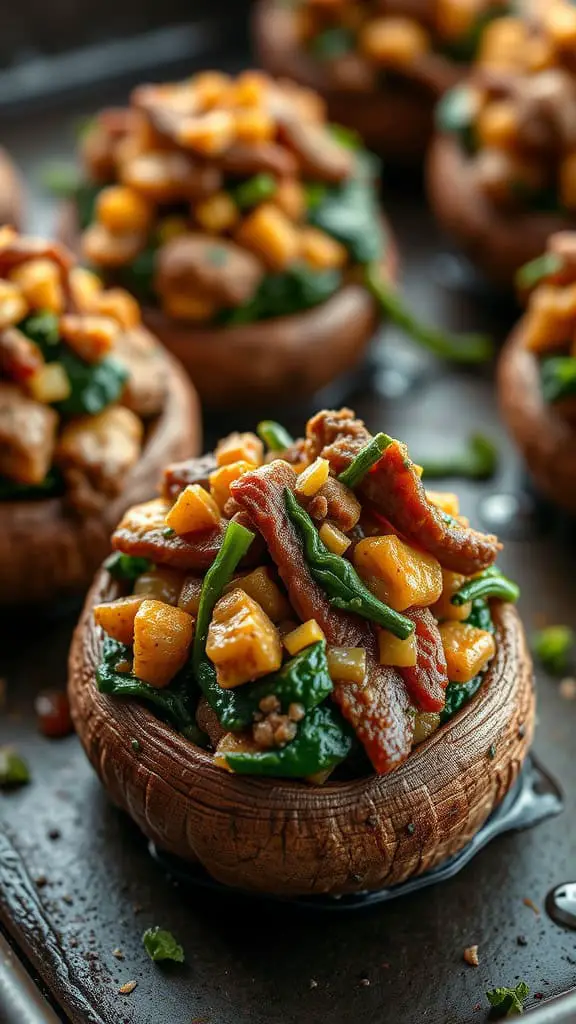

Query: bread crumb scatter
left=523, top=897, right=540, bottom=915
left=119, top=980, right=137, bottom=995
left=463, top=945, right=479, bottom=967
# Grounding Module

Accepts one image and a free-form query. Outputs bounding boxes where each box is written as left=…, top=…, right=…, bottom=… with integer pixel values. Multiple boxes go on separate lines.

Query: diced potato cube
left=94, top=595, right=147, bottom=645
left=230, top=70, right=269, bottom=108
left=426, top=490, right=460, bottom=518
left=225, top=566, right=292, bottom=623
left=206, top=588, right=283, bottom=688
left=300, top=227, right=348, bottom=270
left=377, top=629, right=418, bottom=668
left=215, top=431, right=263, bottom=468
left=236, top=203, right=300, bottom=271
left=177, top=111, right=236, bottom=155
left=354, top=535, right=443, bottom=612
left=476, top=101, right=518, bottom=151
left=295, top=457, right=330, bottom=497
left=27, top=362, right=71, bottom=404
left=0, top=280, right=28, bottom=329
left=275, top=178, right=306, bottom=221
left=439, top=621, right=496, bottom=683
left=431, top=569, right=472, bottom=622
left=162, top=290, right=216, bottom=322
left=209, top=460, right=254, bottom=511
left=283, top=619, right=325, bottom=656
left=133, top=567, right=184, bottom=605
left=234, top=107, right=274, bottom=143
left=524, top=284, right=576, bottom=353
left=178, top=574, right=204, bottom=616
left=96, top=185, right=153, bottom=235
left=194, top=192, right=240, bottom=234
left=93, top=288, right=141, bottom=329
left=69, top=267, right=103, bottom=312
left=165, top=483, right=221, bottom=535
left=319, top=521, right=351, bottom=556
left=477, top=17, right=527, bottom=69
left=59, top=314, right=119, bottom=363
left=194, top=71, right=232, bottom=109
left=413, top=711, right=441, bottom=744
left=326, top=646, right=366, bottom=683
left=9, top=259, right=64, bottom=314
left=133, top=599, right=195, bottom=688
left=359, top=16, right=430, bottom=67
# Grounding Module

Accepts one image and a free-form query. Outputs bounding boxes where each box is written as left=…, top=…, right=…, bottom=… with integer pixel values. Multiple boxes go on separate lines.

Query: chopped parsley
left=142, top=927, right=185, bottom=963
left=486, top=981, right=529, bottom=1017
left=0, top=747, right=30, bottom=787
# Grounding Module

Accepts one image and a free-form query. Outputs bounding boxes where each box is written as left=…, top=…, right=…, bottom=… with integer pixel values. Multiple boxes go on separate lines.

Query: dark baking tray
left=2, top=61, right=576, bottom=1024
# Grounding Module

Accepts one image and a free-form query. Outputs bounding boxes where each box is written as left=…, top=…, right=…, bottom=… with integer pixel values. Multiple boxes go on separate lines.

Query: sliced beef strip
left=216, top=142, right=298, bottom=178
left=277, top=118, right=354, bottom=183
left=399, top=607, right=448, bottom=713
left=0, top=383, right=58, bottom=485
left=155, top=234, right=265, bottom=309
left=306, top=410, right=502, bottom=576
left=231, top=459, right=414, bottom=774
left=162, top=452, right=218, bottom=500
left=0, top=234, right=72, bottom=279
left=55, top=406, right=143, bottom=515
left=112, top=497, right=228, bottom=570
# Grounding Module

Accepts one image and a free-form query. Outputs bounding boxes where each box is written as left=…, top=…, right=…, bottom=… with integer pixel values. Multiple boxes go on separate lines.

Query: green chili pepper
left=232, top=174, right=277, bottom=210
left=516, top=251, right=564, bottom=292
left=465, top=598, right=495, bottom=633
left=104, top=552, right=152, bottom=582
left=285, top=489, right=414, bottom=639
left=364, top=263, right=494, bottom=364
left=197, top=640, right=333, bottom=732
left=338, top=433, right=393, bottom=489
left=97, top=637, right=203, bottom=743
left=414, top=433, right=499, bottom=481
left=451, top=567, right=519, bottom=606
left=440, top=676, right=483, bottom=723
left=257, top=420, right=294, bottom=451
left=224, top=704, right=352, bottom=778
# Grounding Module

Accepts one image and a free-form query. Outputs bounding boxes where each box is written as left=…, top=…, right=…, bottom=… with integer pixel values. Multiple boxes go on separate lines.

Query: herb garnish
left=486, top=981, right=529, bottom=1017
left=142, top=927, right=185, bottom=963
left=0, top=747, right=30, bottom=787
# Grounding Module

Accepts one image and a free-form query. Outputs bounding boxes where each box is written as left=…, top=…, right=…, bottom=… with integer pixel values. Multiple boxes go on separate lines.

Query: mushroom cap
left=0, top=346, right=201, bottom=606
left=0, top=147, right=23, bottom=229
left=69, top=575, right=534, bottom=897
left=59, top=201, right=398, bottom=409
left=427, top=134, right=575, bottom=290
left=498, top=319, right=576, bottom=512
left=253, top=0, right=460, bottom=161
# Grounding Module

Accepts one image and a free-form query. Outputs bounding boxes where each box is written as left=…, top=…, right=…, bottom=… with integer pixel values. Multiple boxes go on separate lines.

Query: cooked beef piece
left=231, top=460, right=414, bottom=774
left=0, top=328, right=44, bottom=384
left=399, top=607, right=448, bottom=713
left=112, top=497, right=227, bottom=569
left=162, top=453, right=218, bottom=500
left=217, top=142, right=298, bottom=178
left=307, top=410, right=502, bottom=576
left=115, top=327, right=167, bottom=419
left=277, top=119, right=354, bottom=183
left=0, top=232, right=72, bottom=278
left=0, top=383, right=58, bottom=485
left=55, top=406, right=143, bottom=515
left=156, top=234, right=265, bottom=309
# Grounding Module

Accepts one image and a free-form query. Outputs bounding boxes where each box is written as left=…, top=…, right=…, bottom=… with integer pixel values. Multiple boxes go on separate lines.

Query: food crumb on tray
left=118, top=980, right=137, bottom=995
left=463, top=945, right=479, bottom=967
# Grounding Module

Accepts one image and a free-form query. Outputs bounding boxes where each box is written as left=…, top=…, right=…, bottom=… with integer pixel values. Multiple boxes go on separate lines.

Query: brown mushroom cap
left=427, top=134, right=575, bottom=290
left=498, top=319, right=576, bottom=511
left=0, top=147, right=23, bottom=229
left=0, top=346, right=201, bottom=606
left=59, top=200, right=398, bottom=409
left=69, top=574, right=534, bottom=897
left=253, top=0, right=461, bottom=161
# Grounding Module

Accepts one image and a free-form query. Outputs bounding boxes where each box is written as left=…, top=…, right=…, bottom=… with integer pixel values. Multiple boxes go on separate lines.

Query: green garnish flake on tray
left=0, top=747, right=30, bottom=788
left=486, top=980, right=530, bottom=1017
left=142, top=927, right=185, bottom=964
left=532, top=625, right=574, bottom=675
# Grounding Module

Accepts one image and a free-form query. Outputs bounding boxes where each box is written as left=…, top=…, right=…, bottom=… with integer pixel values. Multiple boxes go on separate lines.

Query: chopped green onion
left=338, top=433, right=393, bottom=488
left=516, top=251, right=565, bottom=292
left=451, top=567, right=520, bottom=606
left=257, top=420, right=294, bottom=451
left=232, top=174, right=277, bottom=210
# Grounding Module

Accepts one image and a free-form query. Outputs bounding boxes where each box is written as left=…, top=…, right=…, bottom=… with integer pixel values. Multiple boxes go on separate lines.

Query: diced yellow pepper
left=177, top=110, right=236, bottom=155
left=94, top=595, right=147, bottom=645
left=413, top=711, right=441, bottom=744
left=133, top=599, right=195, bottom=688
left=59, top=314, right=119, bottom=363
left=477, top=17, right=527, bottom=69
left=234, top=107, right=274, bottom=143
left=0, top=280, right=28, bottom=329
left=439, top=621, right=496, bottom=683
left=194, top=192, right=239, bottom=234
left=283, top=619, right=325, bottom=656
left=9, top=259, right=64, bottom=314
left=225, top=566, right=292, bottom=623
left=206, top=588, right=283, bottom=688
left=133, top=567, right=184, bottom=605
left=359, top=16, right=430, bottom=68
left=230, top=70, right=269, bottom=108
left=209, top=460, right=255, bottom=511
left=68, top=267, right=103, bottom=312
left=295, top=457, right=330, bottom=497
left=193, top=71, right=232, bottom=109
left=377, top=629, right=418, bottom=668
left=27, top=362, right=71, bottom=404
left=426, top=490, right=460, bottom=517
left=299, top=227, right=348, bottom=270
left=96, top=185, right=153, bottom=235
left=93, top=288, right=141, bottom=329
left=165, top=483, right=221, bottom=535
left=236, top=203, right=300, bottom=271
left=215, top=431, right=263, bottom=468
left=354, top=535, right=443, bottom=612
left=319, top=521, right=351, bottom=556
left=431, top=569, right=473, bottom=622
left=326, top=646, right=366, bottom=683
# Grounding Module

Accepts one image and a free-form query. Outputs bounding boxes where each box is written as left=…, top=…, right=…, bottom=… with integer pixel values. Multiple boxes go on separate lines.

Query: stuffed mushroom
left=59, top=70, right=491, bottom=408
left=254, top=0, right=511, bottom=162
left=69, top=408, right=533, bottom=896
left=499, top=231, right=576, bottom=510
left=0, top=230, right=201, bottom=605
left=428, top=1, right=576, bottom=288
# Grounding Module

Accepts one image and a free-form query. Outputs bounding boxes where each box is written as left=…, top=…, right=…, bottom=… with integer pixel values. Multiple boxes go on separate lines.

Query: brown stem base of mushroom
left=427, top=135, right=575, bottom=291
left=0, top=350, right=201, bottom=606
left=498, top=320, right=576, bottom=513
left=69, top=573, right=535, bottom=897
